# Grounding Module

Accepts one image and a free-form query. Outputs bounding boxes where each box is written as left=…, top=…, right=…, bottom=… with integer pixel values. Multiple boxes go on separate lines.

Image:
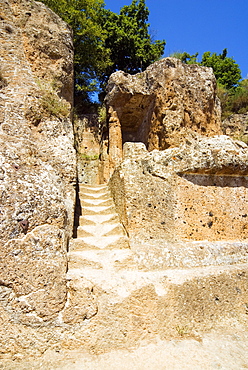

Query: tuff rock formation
left=104, top=58, right=222, bottom=178
left=73, top=114, right=100, bottom=184
left=107, top=137, right=248, bottom=341
left=222, top=112, right=248, bottom=144
left=110, top=137, right=248, bottom=243
left=1, top=0, right=248, bottom=365
left=0, top=0, right=76, bottom=355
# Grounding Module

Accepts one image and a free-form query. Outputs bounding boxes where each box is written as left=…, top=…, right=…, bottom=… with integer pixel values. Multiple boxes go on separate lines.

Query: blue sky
left=104, top=0, right=248, bottom=79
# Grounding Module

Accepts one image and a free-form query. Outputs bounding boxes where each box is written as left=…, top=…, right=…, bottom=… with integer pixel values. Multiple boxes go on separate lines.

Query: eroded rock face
left=0, top=0, right=76, bottom=340
left=105, top=58, right=222, bottom=175
left=222, top=113, right=248, bottom=144
left=73, top=114, right=101, bottom=185
left=109, top=137, right=248, bottom=243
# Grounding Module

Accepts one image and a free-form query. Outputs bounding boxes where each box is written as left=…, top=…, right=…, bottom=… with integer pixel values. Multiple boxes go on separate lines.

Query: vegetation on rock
left=98, top=104, right=107, bottom=124
left=26, top=79, right=71, bottom=125
left=218, top=78, right=248, bottom=119
left=171, top=49, right=247, bottom=118
left=80, top=153, right=99, bottom=160
left=170, top=51, right=199, bottom=65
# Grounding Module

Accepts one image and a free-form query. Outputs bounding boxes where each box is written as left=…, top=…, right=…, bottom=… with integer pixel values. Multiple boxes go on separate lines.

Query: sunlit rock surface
left=0, top=0, right=76, bottom=355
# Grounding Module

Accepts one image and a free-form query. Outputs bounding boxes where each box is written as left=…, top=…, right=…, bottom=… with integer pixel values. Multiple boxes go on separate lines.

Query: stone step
left=68, top=252, right=103, bottom=270
left=79, top=184, right=108, bottom=193
left=66, top=266, right=170, bottom=304
left=66, top=267, right=167, bottom=300
left=70, top=235, right=130, bottom=250
left=66, top=262, right=248, bottom=305
left=79, top=192, right=111, bottom=201
left=78, top=216, right=96, bottom=226
left=68, top=249, right=135, bottom=270
left=76, top=227, right=94, bottom=238
left=80, top=198, right=113, bottom=207
left=77, top=223, right=126, bottom=238
left=102, top=224, right=127, bottom=237
left=82, top=205, right=116, bottom=216
left=65, top=262, right=248, bottom=339
left=79, top=214, right=120, bottom=226
left=79, top=183, right=107, bottom=188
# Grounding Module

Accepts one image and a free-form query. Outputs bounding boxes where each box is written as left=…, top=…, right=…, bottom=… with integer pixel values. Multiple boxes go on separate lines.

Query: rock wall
left=109, top=137, right=248, bottom=262
left=105, top=58, right=222, bottom=177
left=0, top=0, right=76, bottom=353
left=222, top=113, right=248, bottom=144
left=107, top=137, right=248, bottom=348
left=73, top=114, right=101, bottom=185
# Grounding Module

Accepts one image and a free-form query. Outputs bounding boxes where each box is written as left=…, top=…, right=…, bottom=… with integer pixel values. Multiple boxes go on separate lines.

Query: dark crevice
left=73, top=179, right=81, bottom=238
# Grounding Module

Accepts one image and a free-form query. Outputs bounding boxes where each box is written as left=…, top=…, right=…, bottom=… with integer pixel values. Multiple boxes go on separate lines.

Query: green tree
left=171, top=49, right=241, bottom=90
left=100, top=0, right=165, bottom=81
left=201, top=49, right=241, bottom=90
left=200, top=49, right=246, bottom=117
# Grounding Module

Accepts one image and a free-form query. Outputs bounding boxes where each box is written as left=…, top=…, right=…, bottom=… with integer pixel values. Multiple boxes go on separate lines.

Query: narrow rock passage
left=68, top=184, right=130, bottom=274
left=66, top=185, right=168, bottom=300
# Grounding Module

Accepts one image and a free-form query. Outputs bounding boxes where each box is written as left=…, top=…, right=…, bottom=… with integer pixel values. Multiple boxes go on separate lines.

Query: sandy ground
left=2, top=329, right=248, bottom=370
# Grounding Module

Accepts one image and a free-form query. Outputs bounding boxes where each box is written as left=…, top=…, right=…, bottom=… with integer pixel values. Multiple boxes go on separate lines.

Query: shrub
left=218, top=79, right=248, bottom=119
left=80, top=153, right=99, bottom=161
left=229, top=80, right=248, bottom=114
left=38, top=79, right=70, bottom=118
left=25, top=79, right=71, bottom=125
left=39, top=90, right=70, bottom=119
left=169, top=51, right=199, bottom=64
left=98, top=104, right=107, bottom=125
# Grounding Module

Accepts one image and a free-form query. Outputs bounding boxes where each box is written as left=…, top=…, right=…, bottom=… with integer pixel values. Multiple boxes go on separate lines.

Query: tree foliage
left=171, top=49, right=246, bottom=117
left=218, top=79, right=248, bottom=119
left=201, top=49, right=241, bottom=90
left=100, top=0, right=165, bottom=80
left=171, top=49, right=241, bottom=90
left=40, top=0, right=165, bottom=102
left=201, top=50, right=246, bottom=117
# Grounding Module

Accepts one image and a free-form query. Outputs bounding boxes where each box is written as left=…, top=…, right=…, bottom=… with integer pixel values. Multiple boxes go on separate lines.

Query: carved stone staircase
left=67, top=184, right=132, bottom=283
